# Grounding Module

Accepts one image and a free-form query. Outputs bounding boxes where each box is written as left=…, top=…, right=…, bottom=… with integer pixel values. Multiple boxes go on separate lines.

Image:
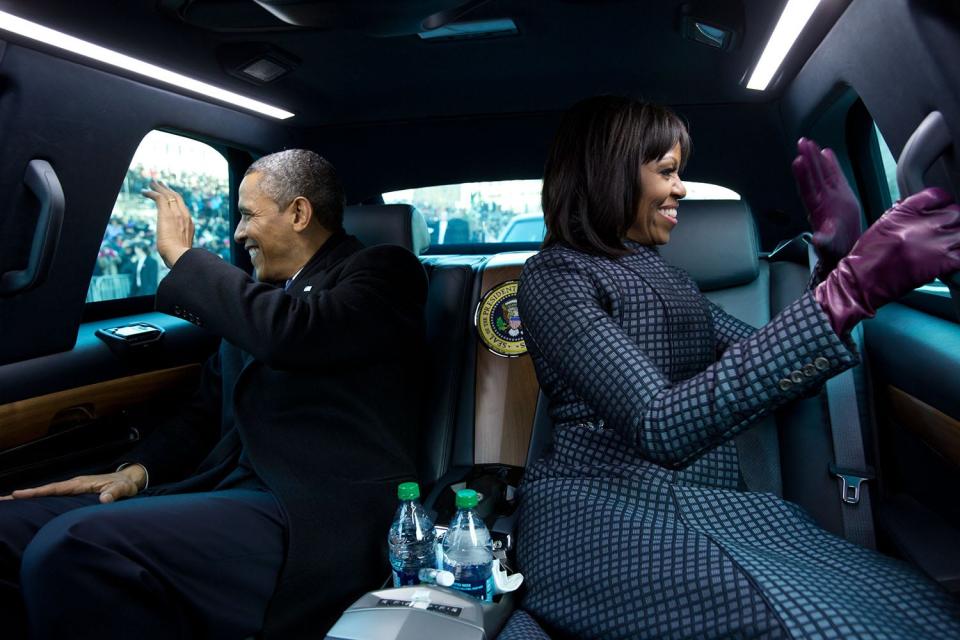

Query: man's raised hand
left=142, top=180, right=195, bottom=269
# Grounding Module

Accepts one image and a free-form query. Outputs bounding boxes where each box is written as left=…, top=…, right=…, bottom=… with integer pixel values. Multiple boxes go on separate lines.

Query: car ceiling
left=1, top=0, right=846, bottom=127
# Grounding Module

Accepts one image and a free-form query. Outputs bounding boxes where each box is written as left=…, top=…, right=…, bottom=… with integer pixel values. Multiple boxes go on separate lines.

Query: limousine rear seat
left=346, top=197, right=868, bottom=539
left=343, top=199, right=873, bottom=638
left=346, top=203, right=545, bottom=512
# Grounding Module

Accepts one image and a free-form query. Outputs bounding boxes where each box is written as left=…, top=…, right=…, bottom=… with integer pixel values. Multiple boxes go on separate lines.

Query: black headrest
left=657, top=200, right=759, bottom=291
left=343, top=204, right=431, bottom=254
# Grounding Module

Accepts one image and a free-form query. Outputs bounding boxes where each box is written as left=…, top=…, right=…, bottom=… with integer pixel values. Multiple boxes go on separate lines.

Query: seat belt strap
left=807, top=237, right=877, bottom=549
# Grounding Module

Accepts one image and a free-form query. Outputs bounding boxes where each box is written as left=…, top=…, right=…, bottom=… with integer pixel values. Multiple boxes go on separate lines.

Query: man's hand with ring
left=0, top=466, right=148, bottom=504
left=142, top=180, right=195, bottom=268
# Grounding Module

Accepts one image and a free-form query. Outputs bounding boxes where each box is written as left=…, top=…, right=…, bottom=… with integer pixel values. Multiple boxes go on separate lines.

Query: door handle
left=0, top=159, right=65, bottom=296
left=895, top=111, right=960, bottom=317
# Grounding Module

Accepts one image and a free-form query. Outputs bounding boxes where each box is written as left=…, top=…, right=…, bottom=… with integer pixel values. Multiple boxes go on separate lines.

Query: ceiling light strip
left=0, top=10, right=294, bottom=119
left=746, top=0, right=821, bottom=91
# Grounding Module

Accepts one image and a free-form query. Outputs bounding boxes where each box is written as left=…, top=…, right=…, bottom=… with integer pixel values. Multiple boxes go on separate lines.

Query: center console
left=325, top=586, right=514, bottom=640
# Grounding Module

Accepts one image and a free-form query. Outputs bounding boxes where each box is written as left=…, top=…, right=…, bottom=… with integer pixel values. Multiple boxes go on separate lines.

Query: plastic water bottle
left=388, top=482, right=437, bottom=587
left=442, top=489, right=494, bottom=601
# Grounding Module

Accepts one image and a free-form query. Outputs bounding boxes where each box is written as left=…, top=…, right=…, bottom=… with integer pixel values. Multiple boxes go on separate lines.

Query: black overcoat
left=125, top=231, right=427, bottom=637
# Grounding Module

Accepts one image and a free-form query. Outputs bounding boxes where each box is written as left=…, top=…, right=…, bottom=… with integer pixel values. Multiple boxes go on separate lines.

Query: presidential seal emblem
left=474, top=280, right=527, bottom=357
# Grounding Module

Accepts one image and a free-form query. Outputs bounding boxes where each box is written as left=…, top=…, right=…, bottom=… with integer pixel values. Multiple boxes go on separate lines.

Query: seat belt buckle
left=829, top=462, right=874, bottom=505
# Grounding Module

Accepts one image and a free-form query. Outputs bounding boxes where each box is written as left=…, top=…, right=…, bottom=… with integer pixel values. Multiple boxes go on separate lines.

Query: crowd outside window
left=89, top=164, right=231, bottom=302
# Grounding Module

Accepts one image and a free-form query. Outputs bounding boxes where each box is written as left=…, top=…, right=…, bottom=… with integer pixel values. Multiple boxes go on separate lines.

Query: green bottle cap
left=456, top=489, right=479, bottom=509
left=397, top=482, right=420, bottom=501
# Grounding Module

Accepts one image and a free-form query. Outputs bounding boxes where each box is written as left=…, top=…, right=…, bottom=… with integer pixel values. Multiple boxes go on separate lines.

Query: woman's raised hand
left=792, top=138, right=862, bottom=268
left=814, top=187, right=960, bottom=336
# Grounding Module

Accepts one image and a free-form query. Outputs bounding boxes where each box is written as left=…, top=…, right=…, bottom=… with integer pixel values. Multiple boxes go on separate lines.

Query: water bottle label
left=443, top=561, right=494, bottom=602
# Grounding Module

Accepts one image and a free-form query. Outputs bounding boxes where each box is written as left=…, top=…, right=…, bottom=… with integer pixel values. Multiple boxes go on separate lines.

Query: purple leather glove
left=792, top=138, right=862, bottom=275
left=815, top=187, right=960, bottom=336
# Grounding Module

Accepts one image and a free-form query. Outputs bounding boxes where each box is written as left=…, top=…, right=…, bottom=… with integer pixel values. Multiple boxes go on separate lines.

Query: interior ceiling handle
left=894, top=111, right=960, bottom=316
left=897, top=111, right=951, bottom=196
left=0, top=159, right=65, bottom=296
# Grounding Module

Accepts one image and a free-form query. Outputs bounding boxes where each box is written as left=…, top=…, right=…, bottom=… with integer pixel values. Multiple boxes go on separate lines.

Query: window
left=383, top=180, right=739, bottom=247
left=499, top=215, right=547, bottom=243
left=383, top=180, right=542, bottom=246
left=872, top=123, right=901, bottom=205
left=87, top=131, right=231, bottom=303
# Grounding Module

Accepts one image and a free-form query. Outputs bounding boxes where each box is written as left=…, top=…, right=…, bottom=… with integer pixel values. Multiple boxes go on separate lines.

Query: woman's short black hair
left=541, top=96, right=691, bottom=256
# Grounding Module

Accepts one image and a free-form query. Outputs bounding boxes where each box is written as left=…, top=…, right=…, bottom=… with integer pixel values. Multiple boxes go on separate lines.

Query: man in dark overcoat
left=0, top=150, right=427, bottom=639
left=129, top=240, right=159, bottom=296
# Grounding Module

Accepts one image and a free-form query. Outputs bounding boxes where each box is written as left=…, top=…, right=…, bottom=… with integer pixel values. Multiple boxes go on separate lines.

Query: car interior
left=1, top=0, right=960, bottom=637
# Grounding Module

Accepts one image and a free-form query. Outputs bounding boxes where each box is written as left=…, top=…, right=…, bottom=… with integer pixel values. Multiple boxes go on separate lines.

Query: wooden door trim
left=0, top=364, right=200, bottom=451
left=888, top=385, right=960, bottom=467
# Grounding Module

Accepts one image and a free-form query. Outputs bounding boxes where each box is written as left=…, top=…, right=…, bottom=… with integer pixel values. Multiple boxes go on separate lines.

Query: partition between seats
left=473, top=252, right=540, bottom=467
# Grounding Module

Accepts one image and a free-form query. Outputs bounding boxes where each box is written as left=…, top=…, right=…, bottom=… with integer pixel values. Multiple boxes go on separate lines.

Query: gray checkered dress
left=500, top=241, right=960, bottom=640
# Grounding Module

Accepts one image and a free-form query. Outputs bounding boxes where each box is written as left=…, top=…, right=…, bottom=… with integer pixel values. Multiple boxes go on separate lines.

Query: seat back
left=343, top=204, right=431, bottom=255
left=658, top=199, right=768, bottom=323
left=659, top=199, right=845, bottom=536
left=342, top=204, right=475, bottom=492
left=418, top=256, right=488, bottom=491
left=767, top=238, right=847, bottom=537
left=658, top=199, right=782, bottom=495
left=343, top=205, right=542, bottom=493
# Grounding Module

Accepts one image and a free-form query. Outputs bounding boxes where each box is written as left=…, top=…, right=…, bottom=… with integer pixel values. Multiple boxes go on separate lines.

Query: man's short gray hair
left=245, top=149, right=345, bottom=231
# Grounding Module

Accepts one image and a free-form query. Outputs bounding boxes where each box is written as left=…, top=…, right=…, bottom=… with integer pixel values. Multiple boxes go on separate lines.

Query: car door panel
left=0, top=312, right=216, bottom=491
left=866, top=304, right=960, bottom=429
left=887, top=386, right=960, bottom=469
left=865, top=302, right=960, bottom=590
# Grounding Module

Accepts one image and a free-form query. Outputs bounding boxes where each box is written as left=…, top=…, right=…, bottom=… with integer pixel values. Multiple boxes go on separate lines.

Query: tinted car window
left=87, top=130, right=230, bottom=302
left=500, top=216, right=547, bottom=242
left=872, top=122, right=901, bottom=204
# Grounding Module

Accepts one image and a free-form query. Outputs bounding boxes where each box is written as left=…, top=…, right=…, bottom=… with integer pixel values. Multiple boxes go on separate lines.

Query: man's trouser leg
left=2, top=489, right=286, bottom=639
left=0, top=494, right=101, bottom=638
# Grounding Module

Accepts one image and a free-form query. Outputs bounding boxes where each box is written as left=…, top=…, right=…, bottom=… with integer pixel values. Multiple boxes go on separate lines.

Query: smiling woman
left=86, top=130, right=231, bottom=303
left=510, top=94, right=960, bottom=640
left=626, top=141, right=687, bottom=246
